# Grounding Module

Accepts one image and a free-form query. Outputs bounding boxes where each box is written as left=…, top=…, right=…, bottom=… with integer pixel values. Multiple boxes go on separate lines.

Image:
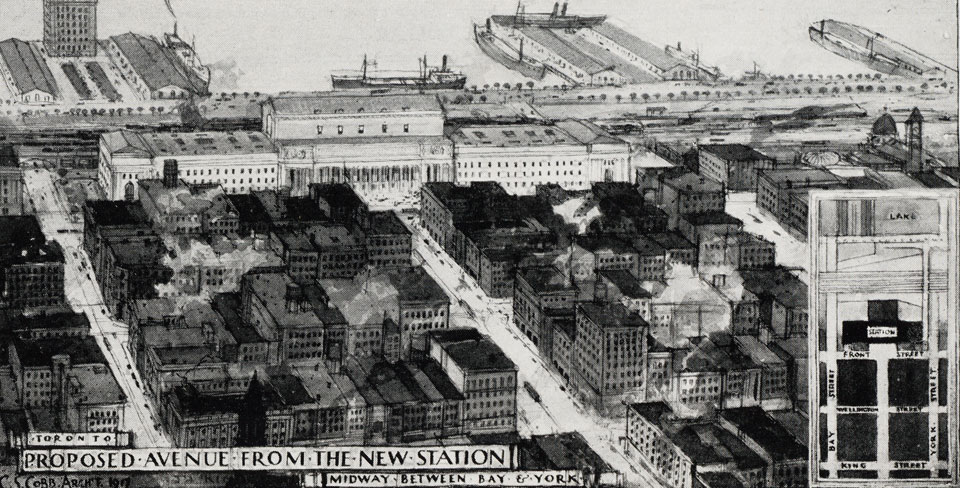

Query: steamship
left=331, top=55, right=467, bottom=90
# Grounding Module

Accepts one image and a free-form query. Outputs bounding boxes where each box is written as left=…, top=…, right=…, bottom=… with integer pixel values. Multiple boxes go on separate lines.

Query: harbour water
left=0, top=0, right=955, bottom=92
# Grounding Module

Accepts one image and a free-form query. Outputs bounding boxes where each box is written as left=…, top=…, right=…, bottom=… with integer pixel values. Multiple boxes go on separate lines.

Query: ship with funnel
left=331, top=55, right=466, bottom=90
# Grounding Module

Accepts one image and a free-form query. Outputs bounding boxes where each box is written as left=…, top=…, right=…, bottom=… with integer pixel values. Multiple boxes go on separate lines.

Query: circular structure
left=803, top=151, right=840, bottom=166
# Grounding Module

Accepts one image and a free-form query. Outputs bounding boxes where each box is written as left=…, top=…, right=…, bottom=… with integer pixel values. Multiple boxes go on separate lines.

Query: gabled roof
left=0, top=39, right=59, bottom=97
left=591, top=22, right=687, bottom=72
left=110, top=33, right=206, bottom=93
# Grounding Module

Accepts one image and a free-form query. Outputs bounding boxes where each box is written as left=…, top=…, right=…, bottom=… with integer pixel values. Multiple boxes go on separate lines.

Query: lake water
left=0, top=0, right=956, bottom=92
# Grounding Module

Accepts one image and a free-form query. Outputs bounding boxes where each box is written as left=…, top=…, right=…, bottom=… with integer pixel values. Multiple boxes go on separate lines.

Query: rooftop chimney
left=560, top=2, right=568, bottom=16
left=551, top=2, right=559, bottom=16
left=442, top=55, right=448, bottom=71
left=285, top=282, right=303, bottom=313
left=163, top=159, right=179, bottom=188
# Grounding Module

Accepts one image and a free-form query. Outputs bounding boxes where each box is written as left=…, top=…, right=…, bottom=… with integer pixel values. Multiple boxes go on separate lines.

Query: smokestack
left=442, top=55, right=448, bottom=71
left=163, top=159, right=179, bottom=188
left=677, top=41, right=682, bottom=51
left=285, top=282, right=302, bottom=313
left=551, top=2, right=559, bottom=16
left=561, top=2, right=568, bottom=16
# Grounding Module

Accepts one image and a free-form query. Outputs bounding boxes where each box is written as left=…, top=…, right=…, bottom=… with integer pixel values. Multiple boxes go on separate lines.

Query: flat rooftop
left=268, top=92, right=441, bottom=115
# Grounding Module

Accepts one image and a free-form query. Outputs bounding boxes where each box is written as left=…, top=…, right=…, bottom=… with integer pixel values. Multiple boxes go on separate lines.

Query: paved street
left=22, top=169, right=170, bottom=448
left=401, top=213, right=666, bottom=488
left=725, top=192, right=810, bottom=282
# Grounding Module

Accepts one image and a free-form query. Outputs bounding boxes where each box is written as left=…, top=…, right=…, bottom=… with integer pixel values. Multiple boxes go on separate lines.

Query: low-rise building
left=450, top=121, right=631, bottom=195
left=98, top=130, right=278, bottom=201
left=428, top=328, right=517, bottom=434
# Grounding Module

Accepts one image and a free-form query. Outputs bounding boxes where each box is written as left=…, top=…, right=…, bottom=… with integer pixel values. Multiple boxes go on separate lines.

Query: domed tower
left=869, top=112, right=898, bottom=146
left=43, top=0, right=98, bottom=57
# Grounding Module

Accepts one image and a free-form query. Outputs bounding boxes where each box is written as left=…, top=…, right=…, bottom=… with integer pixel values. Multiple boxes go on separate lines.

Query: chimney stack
left=551, top=2, right=559, bottom=16
left=442, top=55, right=448, bottom=71
left=285, top=282, right=302, bottom=313
left=163, top=159, right=179, bottom=188
left=560, top=2, right=568, bottom=16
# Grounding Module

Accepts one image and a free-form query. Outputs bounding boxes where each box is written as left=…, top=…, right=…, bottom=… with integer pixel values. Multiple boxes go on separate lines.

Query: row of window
left=318, top=123, right=410, bottom=135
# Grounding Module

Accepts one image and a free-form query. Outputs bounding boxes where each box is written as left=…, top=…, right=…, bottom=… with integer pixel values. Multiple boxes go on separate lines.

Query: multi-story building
left=345, top=358, right=464, bottom=443
left=677, top=211, right=743, bottom=247
left=572, top=301, right=648, bottom=410
left=83, top=200, right=154, bottom=274
left=43, top=0, right=98, bottom=57
left=698, top=144, right=776, bottom=192
left=362, top=211, right=411, bottom=270
left=98, top=130, right=278, bottom=201
left=0, top=145, right=23, bottom=216
left=453, top=218, right=556, bottom=298
left=262, top=93, right=452, bottom=196
left=428, top=328, right=517, bottom=434
left=594, top=269, right=652, bottom=321
left=138, top=176, right=240, bottom=236
left=658, top=171, right=725, bottom=228
left=240, top=272, right=345, bottom=363
left=568, top=234, right=640, bottom=288
left=449, top=120, right=630, bottom=195
left=513, top=266, right=577, bottom=349
left=309, top=183, right=370, bottom=230
left=0, top=216, right=65, bottom=310
left=8, top=334, right=126, bottom=432
left=419, top=181, right=512, bottom=251
left=741, top=267, right=808, bottom=339
left=323, top=267, right=450, bottom=359
left=717, top=408, right=807, bottom=488
left=731, top=336, right=790, bottom=410
left=756, top=167, right=843, bottom=232
left=625, top=402, right=695, bottom=488
left=99, top=237, right=173, bottom=318
left=698, top=231, right=775, bottom=271
left=625, top=401, right=770, bottom=488
left=648, top=231, right=697, bottom=269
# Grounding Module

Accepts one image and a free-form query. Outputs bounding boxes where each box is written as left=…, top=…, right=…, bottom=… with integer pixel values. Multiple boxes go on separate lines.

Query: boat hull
left=808, top=20, right=955, bottom=78
left=331, top=76, right=466, bottom=90
left=474, top=26, right=547, bottom=81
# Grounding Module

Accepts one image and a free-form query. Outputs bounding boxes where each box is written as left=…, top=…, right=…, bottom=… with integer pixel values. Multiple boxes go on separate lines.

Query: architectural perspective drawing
left=0, top=0, right=956, bottom=487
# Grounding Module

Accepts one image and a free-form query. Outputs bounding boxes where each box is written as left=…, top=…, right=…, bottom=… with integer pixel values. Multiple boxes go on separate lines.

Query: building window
left=358, top=125, right=365, bottom=134
left=403, top=124, right=409, bottom=133
left=337, top=125, right=344, bottom=135
left=316, top=125, right=323, bottom=135
left=382, top=124, right=388, bottom=133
